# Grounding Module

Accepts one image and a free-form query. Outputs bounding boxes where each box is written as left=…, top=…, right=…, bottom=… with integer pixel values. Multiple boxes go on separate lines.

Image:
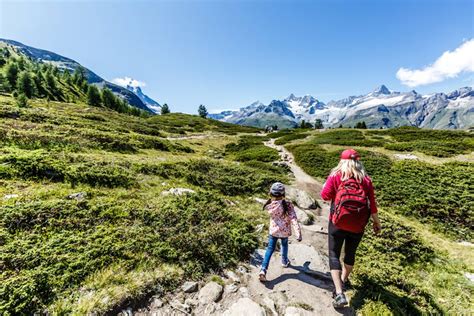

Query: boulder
left=224, top=270, right=240, bottom=283
left=198, top=282, right=223, bottom=304
left=182, top=281, right=198, bottom=293
left=3, top=194, right=19, bottom=200
left=162, top=188, right=196, bottom=196
left=149, top=297, right=164, bottom=309
left=294, top=206, right=313, bottom=225
left=225, top=284, right=239, bottom=293
left=223, top=297, right=266, bottom=316
left=285, top=186, right=317, bottom=209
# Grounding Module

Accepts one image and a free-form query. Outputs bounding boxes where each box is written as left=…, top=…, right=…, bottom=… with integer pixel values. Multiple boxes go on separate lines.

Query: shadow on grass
left=350, top=275, right=444, bottom=316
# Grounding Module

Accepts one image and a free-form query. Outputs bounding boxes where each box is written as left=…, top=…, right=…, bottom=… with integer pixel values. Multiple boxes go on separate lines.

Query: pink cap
left=340, top=149, right=360, bottom=160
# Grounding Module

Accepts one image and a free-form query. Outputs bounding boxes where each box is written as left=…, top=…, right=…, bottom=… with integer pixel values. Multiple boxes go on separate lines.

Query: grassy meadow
left=0, top=93, right=288, bottom=315
left=280, top=128, right=474, bottom=315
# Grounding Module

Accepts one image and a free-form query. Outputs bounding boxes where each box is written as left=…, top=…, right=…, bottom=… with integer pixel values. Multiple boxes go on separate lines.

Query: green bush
left=308, top=129, right=385, bottom=147
left=0, top=193, right=258, bottom=314
left=274, top=133, right=309, bottom=145
left=225, top=136, right=279, bottom=162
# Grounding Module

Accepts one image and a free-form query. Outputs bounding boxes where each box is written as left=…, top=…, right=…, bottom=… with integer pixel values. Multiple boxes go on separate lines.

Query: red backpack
left=332, top=178, right=370, bottom=227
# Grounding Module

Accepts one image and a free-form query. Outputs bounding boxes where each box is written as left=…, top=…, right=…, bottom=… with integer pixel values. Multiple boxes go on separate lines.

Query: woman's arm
left=320, top=175, right=336, bottom=201
left=371, top=213, right=382, bottom=234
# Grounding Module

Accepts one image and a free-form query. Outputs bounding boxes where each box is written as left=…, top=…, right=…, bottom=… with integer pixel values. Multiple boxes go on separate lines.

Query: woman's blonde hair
left=330, top=159, right=368, bottom=182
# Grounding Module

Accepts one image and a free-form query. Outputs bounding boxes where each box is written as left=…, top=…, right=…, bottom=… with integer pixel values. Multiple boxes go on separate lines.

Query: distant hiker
left=259, top=182, right=302, bottom=282
left=320, top=149, right=382, bottom=308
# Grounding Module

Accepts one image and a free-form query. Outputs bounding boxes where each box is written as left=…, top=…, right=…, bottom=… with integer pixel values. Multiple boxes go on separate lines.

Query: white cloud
left=111, top=76, right=146, bottom=88
left=396, top=39, right=474, bottom=87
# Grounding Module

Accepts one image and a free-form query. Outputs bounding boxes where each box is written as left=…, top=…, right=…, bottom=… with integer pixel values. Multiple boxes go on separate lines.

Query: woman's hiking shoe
left=258, top=270, right=267, bottom=282
left=282, top=260, right=291, bottom=268
left=332, top=292, right=348, bottom=308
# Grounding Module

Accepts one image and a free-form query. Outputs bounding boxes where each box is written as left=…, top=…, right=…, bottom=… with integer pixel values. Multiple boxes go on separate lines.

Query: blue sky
left=1, top=0, right=473, bottom=113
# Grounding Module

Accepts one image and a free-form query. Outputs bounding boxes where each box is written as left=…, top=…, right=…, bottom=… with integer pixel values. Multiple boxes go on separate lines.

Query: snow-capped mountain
left=111, top=77, right=161, bottom=113
left=209, top=85, right=474, bottom=129
left=0, top=38, right=155, bottom=113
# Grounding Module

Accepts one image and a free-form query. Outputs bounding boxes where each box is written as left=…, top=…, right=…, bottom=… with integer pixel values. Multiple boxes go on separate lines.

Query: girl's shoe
left=332, top=292, right=348, bottom=308
left=258, top=270, right=267, bottom=282
left=281, top=260, right=290, bottom=268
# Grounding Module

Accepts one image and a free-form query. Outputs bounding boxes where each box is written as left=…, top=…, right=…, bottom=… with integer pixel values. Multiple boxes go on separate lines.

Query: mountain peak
left=373, top=85, right=391, bottom=95
left=285, top=93, right=297, bottom=101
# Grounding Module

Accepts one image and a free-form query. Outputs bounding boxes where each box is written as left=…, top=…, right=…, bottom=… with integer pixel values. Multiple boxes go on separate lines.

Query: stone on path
left=223, top=297, right=266, bottom=316
left=294, top=206, right=313, bottom=225
left=182, top=281, right=198, bottom=293
left=198, top=282, right=223, bottom=304
left=225, top=270, right=241, bottom=283
left=285, top=186, right=318, bottom=210
left=285, top=306, right=314, bottom=316
left=67, top=192, right=86, bottom=201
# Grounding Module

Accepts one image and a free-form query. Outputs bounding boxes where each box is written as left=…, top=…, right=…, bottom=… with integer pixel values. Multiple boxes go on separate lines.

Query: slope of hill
left=210, top=85, right=474, bottom=129
left=0, top=39, right=158, bottom=113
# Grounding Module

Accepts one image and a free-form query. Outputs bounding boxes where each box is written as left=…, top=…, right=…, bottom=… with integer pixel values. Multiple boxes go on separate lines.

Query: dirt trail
left=234, top=139, right=353, bottom=315
left=127, top=138, right=353, bottom=315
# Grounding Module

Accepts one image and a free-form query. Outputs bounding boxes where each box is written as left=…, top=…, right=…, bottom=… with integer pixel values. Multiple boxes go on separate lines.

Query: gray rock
left=223, top=297, right=266, bottom=316
left=225, top=284, right=239, bottom=293
left=67, top=192, right=86, bottom=201
left=198, top=282, right=223, bottom=304
left=238, top=287, right=250, bottom=297
left=150, top=296, right=164, bottom=309
left=465, top=272, right=474, bottom=283
left=225, top=270, right=240, bottom=283
left=3, top=194, right=19, bottom=200
left=162, top=188, right=196, bottom=196
left=294, top=206, right=313, bottom=225
left=237, top=266, right=248, bottom=274
left=286, top=187, right=317, bottom=209
left=185, top=298, right=198, bottom=307
left=285, top=306, right=313, bottom=316
left=182, top=281, right=198, bottom=293
left=262, top=296, right=278, bottom=316
left=170, top=300, right=191, bottom=314
left=255, top=224, right=265, bottom=234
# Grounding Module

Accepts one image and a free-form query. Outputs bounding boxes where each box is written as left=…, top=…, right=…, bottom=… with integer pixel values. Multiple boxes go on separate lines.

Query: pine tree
left=5, top=62, right=19, bottom=90
left=102, top=88, right=117, bottom=110
left=15, top=93, right=28, bottom=108
left=161, top=103, right=170, bottom=114
left=16, top=71, right=36, bottom=98
left=73, top=66, right=86, bottom=85
left=198, top=104, right=208, bottom=118
left=300, top=120, right=306, bottom=128
left=314, top=119, right=324, bottom=129
left=87, top=85, right=102, bottom=106
left=338, top=124, right=343, bottom=128
left=361, top=121, right=367, bottom=129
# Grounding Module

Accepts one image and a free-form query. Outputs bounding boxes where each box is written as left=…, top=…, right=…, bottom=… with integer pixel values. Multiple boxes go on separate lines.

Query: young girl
left=321, top=149, right=382, bottom=308
left=259, top=182, right=302, bottom=282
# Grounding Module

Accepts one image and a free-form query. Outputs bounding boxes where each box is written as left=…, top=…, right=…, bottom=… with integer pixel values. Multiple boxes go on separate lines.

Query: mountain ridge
left=209, top=85, right=474, bottom=129
left=0, top=38, right=160, bottom=113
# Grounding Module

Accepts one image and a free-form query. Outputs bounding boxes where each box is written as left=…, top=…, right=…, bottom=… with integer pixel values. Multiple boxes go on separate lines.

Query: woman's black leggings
left=328, top=221, right=364, bottom=270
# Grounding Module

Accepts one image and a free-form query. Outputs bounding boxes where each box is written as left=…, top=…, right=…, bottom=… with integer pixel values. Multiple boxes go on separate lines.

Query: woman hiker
left=321, top=149, right=382, bottom=308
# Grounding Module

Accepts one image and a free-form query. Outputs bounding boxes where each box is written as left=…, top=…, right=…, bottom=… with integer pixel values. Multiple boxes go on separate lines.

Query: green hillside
left=280, top=128, right=474, bottom=314
left=0, top=90, right=285, bottom=314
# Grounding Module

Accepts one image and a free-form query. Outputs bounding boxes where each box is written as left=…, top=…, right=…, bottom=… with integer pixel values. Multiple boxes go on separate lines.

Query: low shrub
left=274, top=133, right=309, bottom=145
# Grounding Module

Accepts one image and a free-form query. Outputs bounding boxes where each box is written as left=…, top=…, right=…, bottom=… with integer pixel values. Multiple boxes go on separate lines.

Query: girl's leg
left=342, top=232, right=363, bottom=281
left=280, top=238, right=289, bottom=264
left=328, top=222, right=345, bottom=294
left=261, top=235, right=278, bottom=272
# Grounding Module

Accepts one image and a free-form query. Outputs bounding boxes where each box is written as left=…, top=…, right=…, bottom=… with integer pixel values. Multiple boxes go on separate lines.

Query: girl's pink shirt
left=265, top=200, right=302, bottom=240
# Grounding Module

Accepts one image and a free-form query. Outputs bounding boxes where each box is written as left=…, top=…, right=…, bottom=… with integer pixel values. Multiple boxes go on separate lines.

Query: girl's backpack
left=332, top=178, right=370, bottom=227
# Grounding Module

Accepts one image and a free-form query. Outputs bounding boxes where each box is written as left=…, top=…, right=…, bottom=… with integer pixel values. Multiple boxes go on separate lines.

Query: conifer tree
left=198, top=104, right=208, bottom=118
left=161, top=103, right=170, bottom=114
left=16, top=71, right=36, bottom=98
left=87, top=85, right=102, bottom=106
left=102, top=88, right=117, bottom=110
left=314, top=119, right=324, bottom=129
left=5, top=62, right=19, bottom=90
